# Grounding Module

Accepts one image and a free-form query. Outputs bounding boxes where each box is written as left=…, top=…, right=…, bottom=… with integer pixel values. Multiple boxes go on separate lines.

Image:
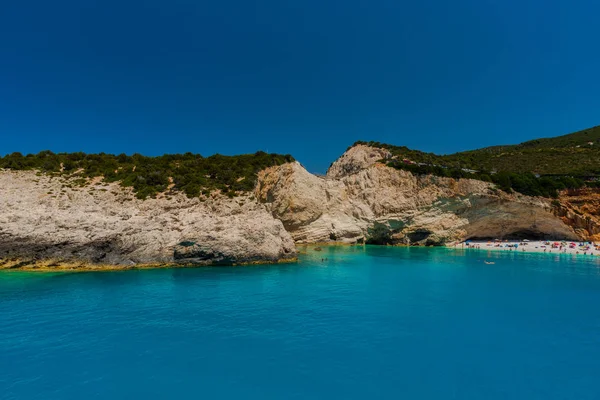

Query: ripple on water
left=2, top=247, right=600, bottom=399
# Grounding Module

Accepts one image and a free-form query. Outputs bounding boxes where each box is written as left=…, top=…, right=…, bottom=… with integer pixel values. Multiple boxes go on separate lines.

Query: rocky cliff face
left=2, top=144, right=596, bottom=269
left=0, top=171, right=296, bottom=269
left=556, top=188, right=600, bottom=241
left=256, top=145, right=583, bottom=244
left=327, top=145, right=392, bottom=179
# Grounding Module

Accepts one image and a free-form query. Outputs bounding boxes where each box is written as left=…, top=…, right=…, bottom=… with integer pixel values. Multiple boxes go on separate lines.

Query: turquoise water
left=2, top=246, right=600, bottom=399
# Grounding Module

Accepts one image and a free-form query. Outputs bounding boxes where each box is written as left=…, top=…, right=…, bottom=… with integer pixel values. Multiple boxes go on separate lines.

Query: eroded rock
left=0, top=170, right=296, bottom=268
left=257, top=149, right=584, bottom=245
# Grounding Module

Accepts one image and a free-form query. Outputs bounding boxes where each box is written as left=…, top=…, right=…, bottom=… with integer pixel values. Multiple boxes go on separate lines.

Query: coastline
left=0, top=257, right=299, bottom=273
left=447, top=240, right=600, bottom=258
left=4, top=239, right=600, bottom=272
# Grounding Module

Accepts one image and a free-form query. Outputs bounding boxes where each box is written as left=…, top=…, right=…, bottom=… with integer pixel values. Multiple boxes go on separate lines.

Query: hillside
left=2, top=142, right=598, bottom=271
left=359, top=125, right=600, bottom=176
left=260, top=145, right=592, bottom=246
left=0, top=151, right=294, bottom=199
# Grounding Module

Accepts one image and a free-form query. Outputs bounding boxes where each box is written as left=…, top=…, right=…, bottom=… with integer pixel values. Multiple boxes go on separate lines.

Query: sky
left=1, top=0, right=599, bottom=173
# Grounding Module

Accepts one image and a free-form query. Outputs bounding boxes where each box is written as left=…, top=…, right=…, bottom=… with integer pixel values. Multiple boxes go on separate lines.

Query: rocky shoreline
left=0, top=170, right=296, bottom=270
left=0, top=256, right=298, bottom=272
left=2, top=144, right=599, bottom=271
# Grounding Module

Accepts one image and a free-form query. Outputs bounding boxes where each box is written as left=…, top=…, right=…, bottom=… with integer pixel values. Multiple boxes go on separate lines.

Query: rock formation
left=0, top=171, right=296, bottom=269
left=2, top=143, right=598, bottom=270
left=256, top=145, right=584, bottom=245
left=556, top=188, right=600, bottom=241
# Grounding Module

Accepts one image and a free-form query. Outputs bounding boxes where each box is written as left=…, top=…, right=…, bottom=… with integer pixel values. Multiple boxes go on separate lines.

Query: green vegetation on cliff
left=359, top=125, right=600, bottom=176
left=358, top=125, right=600, bottom=198
left=0, top=151, right=294, bottom=199
left=390, top=163, right=586, bottom=198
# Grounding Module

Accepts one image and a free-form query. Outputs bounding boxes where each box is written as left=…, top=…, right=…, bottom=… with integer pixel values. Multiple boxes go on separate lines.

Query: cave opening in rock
left=469, top=229, right=555, bottom=241
left=406, top=230, right=432, bottom=243
left=366, top=235, right=392, bottom=245
left=366, top=223, right=393, bottom=245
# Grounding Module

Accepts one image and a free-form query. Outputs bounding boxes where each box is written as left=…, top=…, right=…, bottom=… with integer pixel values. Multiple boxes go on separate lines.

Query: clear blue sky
left=1, top=0, right=599, bottom=173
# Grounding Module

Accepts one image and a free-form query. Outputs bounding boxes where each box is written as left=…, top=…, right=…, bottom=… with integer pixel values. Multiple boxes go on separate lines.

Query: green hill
left=360, top=125, right=600, bottom=176
left=358, top=125, right=600, bottom=198
left=0, top=151, right=294, bottom=199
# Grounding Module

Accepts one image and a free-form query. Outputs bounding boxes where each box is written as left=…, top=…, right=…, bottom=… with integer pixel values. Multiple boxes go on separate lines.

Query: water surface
left=2, top=246, right=600, bottom=399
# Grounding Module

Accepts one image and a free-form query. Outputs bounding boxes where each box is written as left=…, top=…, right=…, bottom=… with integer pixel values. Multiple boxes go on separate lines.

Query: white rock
left=0, top=170, right=296, bottom=267
left=257, top=147, right=582, bottom=245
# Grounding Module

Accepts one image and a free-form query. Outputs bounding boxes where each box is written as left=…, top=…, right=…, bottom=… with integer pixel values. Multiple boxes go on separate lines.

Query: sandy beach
left=449, top=240, right=600, bottom=257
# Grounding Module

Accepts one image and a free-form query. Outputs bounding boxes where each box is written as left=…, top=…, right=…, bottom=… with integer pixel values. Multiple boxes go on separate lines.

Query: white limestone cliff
left=256, top=145, right=581, bottom=245
left=2, top=143, right=596, bottom=270
left=0, top=170, right=296, bottom=269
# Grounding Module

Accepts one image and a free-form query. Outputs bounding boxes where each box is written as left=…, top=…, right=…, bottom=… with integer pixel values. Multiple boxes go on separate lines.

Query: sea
left=2, top=246, right=600, bottom=399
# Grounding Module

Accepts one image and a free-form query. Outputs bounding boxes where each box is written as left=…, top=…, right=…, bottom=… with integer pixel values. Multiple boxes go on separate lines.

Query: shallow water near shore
left=2, top=246, right=600, bottom=399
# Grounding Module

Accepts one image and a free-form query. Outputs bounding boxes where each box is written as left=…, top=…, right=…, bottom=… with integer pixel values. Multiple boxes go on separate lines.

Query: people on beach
left=458, top=239, right=600, bottom=256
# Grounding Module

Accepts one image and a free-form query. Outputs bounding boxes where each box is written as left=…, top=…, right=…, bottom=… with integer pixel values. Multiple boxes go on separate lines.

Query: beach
left=450, top=240, right=600, bottom=257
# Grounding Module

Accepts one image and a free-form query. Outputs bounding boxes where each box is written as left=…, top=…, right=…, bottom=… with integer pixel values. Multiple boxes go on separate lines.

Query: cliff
left=0, top=170, right=296, bottom=269
left=256, top=145, right=585, bottom=245
left=556, top=188, right=600, bottom=241
left=2, top=144, right=598, bottom=270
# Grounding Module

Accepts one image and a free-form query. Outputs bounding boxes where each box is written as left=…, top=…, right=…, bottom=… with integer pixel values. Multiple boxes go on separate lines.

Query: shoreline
left=0, top=257, right=299, bottom=273
left=447, top=240, right=600, bottom=257
left=3, top=239, right=600, bottom=272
